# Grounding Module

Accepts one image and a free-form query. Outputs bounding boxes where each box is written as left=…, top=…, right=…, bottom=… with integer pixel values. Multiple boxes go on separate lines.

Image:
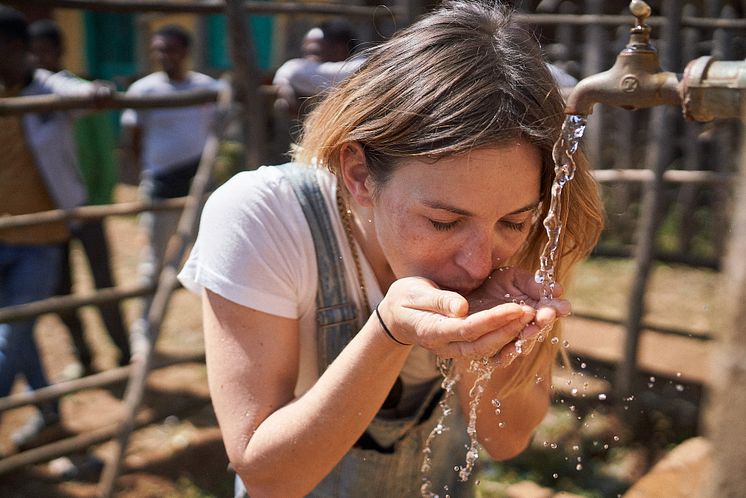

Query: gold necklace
left=335, top=187, right=371, bottom=317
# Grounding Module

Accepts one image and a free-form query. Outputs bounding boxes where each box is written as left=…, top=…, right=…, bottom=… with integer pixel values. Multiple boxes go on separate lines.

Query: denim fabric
left=278, top=164, right=360, bottom=373
left=0, top=243, right=63, bottom=400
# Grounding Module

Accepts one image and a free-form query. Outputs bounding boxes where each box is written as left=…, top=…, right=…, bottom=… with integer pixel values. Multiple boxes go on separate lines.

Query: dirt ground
left=0, top=185, right=716, bottom=497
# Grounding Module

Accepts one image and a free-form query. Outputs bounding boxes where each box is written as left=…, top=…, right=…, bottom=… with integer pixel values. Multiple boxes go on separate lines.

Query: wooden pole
left=615, top=0, right=682, bottom=399
left=224, top=0, right=265, bottom=169
left=591, top=168, right=732, bottom=185
left=0, top=284, right=153, bottom=323
left=5, top=0, right=404, bottom=17
left=7, top=0, right=746, bottom=30
left=677, top=5, right=704, bottom=255
left=0, top=352, right=204, bottom=413
left=581, top=0, right=606, bottom=168
left=0, top=89, right=220, bottom=115
left=0, top=198, right=189, bottom=231
left=711, top=5, right=740, bottom=264
left=699, top=99, right=746, bottom=498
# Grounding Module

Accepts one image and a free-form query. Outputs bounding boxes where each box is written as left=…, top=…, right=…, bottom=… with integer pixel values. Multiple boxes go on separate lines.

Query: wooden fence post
left=615, top=0, right=682, bottom=399
left=225, top=0, right=266, bottom=169
left=699, top=102, right=746, bottom=498
left=581, top=0, right=606, bottom=168
left=677, top=3, right=703, bottom=255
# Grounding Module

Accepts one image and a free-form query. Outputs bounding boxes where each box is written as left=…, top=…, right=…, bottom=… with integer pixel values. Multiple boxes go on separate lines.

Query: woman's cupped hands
left=376, top=267, right=571, bottom=364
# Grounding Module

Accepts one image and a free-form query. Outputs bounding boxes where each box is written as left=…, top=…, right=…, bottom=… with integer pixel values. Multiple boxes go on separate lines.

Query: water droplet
left=551, top=337, right=560, bottom=345
left=514, top=340, right=524, bottom=354
left=576, top=463, right=583, bottom=471
left=580, top=362, right=587, bottom=369
left=675, top=384, right=684, bottom=392
left=563, top=340, right=570, bottom=348
left=553, top=473, right=559, bottom=479
left=598, top=393, right=607, bottom=401
left=613, top=435, right=620, bottom=442
left=498, top=422, right=506, bottom=428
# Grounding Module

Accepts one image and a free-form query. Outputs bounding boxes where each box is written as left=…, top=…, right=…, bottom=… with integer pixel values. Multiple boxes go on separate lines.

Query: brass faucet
left=564, top=0, right=681, bottom=115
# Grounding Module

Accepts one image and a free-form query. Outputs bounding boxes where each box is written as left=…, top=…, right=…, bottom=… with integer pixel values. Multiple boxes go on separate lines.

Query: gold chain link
left=335, top=187, right=371, bottom=318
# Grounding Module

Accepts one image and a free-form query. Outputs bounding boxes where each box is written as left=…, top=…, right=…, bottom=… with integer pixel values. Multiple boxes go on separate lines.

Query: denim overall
left=236, top=164, right=473, bottom=497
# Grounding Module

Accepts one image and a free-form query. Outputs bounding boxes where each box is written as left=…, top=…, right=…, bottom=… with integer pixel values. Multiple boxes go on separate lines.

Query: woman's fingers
left=395, top=277, right=468, bottom=317
left=383, top=276, right=572, bottom=361
left=429, top=305, right=535, bottom=357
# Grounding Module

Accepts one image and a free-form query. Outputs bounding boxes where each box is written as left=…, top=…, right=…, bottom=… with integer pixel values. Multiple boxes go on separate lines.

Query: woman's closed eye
left=429, top=219, right=461, bottom=232
left=501, top=220, right=527, bottom=232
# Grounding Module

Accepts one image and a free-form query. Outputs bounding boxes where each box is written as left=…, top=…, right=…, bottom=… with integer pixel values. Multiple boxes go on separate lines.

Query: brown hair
left=294, top=0, right=604, bottom=394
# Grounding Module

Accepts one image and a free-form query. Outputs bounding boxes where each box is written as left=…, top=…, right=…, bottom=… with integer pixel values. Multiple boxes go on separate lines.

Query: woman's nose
left=454, top=232, right=499, bottom=282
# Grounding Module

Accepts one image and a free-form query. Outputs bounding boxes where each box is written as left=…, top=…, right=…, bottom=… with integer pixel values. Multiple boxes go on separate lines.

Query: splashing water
left=534, top=114, right=588, bottom=300
left=458, top=357, right=496, bottom=482
left=420, top=358, right=459, bottom=498
left=420, top=115, right=588, bottom=494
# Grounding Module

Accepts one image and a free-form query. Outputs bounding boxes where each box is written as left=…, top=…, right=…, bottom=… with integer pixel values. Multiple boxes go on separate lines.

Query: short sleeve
left=178, top=166, right=317, bottom=319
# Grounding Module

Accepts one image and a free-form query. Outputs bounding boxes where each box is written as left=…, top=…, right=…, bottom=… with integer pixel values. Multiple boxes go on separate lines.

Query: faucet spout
left=564, top=0, right=682, bottom=115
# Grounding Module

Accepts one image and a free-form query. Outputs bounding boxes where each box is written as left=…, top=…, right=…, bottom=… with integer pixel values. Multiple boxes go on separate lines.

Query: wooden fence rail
left=6, top=0, right=406, bottom=17
left=0, top=198, right=188, bottom=231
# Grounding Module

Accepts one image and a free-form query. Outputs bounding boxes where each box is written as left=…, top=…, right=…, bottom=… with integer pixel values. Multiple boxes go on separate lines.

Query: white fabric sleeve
left=178, top=167, right=316, bottom=319
left=120, top=78, right=146, bottom=127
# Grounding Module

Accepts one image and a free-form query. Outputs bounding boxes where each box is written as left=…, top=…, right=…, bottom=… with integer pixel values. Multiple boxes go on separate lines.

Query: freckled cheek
left=500, top=232, right=532, bottom=261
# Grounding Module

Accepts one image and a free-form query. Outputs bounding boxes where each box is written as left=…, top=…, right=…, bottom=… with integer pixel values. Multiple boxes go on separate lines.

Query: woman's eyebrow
left=422, top=200, right=473, bottom=216
left=508, top=201, right=541, bottom=215
left=422, top=200, right=541, bottom=217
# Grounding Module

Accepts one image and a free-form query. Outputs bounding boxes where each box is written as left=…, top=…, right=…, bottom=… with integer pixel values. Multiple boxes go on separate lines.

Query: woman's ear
left=339, top=142, right=374, bottom=207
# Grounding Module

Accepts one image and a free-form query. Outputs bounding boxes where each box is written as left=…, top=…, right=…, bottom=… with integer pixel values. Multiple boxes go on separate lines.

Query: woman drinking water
left=178, top=1, right=604, bottom=496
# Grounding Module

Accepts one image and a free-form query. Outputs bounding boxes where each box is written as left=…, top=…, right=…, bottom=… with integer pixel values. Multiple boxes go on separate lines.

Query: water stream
left=535, top=114, right=588, bottom=300
left=419, top=115, right=588, bottom=497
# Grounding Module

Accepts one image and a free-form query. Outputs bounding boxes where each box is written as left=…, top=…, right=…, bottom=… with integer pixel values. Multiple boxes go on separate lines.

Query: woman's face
left=370, top=142, right=542, bottom=295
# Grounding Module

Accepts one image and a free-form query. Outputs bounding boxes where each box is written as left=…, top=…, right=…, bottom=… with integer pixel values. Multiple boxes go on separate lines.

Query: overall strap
left=278, top=164, right=359, bottom=373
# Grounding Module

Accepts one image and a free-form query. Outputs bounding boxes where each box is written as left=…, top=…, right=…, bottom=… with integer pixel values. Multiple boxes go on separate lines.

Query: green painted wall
left=205, top=13, right=274, bottom=71
left=83, top=12, right=136, bottom=83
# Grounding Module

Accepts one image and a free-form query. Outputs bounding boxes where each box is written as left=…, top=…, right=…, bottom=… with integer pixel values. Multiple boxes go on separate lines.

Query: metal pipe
left=682, top=56, right=746, bottom=121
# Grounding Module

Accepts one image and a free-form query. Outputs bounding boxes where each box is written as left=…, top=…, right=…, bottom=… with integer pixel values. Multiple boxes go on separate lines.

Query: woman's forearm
left=234, top=315, right=412, bottom=497
left=455, top=356, right=551, bottom=461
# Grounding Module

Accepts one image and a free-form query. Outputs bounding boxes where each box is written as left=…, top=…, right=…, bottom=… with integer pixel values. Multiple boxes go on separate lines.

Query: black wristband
left=375, top=304, right=412, bottom=346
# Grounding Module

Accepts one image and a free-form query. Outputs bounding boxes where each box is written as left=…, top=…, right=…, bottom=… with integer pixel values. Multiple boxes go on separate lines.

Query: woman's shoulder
left=205, top=163, right=334, bottom=222
left=206, top=165, right=288, bottom=213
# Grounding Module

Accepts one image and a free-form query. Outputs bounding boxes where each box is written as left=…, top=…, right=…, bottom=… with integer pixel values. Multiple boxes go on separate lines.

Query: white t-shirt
left=178, top=165, right=439, bottom=398
left=272, top=57, right=364, bottom=97
left=121, top=71, right=222, bottom=176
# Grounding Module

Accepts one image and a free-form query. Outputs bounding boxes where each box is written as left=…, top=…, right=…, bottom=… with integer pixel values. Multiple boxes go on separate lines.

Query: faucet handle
left=629, top=0, right=652, bottom=28
left=627, top=0, right=653, bottom=49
